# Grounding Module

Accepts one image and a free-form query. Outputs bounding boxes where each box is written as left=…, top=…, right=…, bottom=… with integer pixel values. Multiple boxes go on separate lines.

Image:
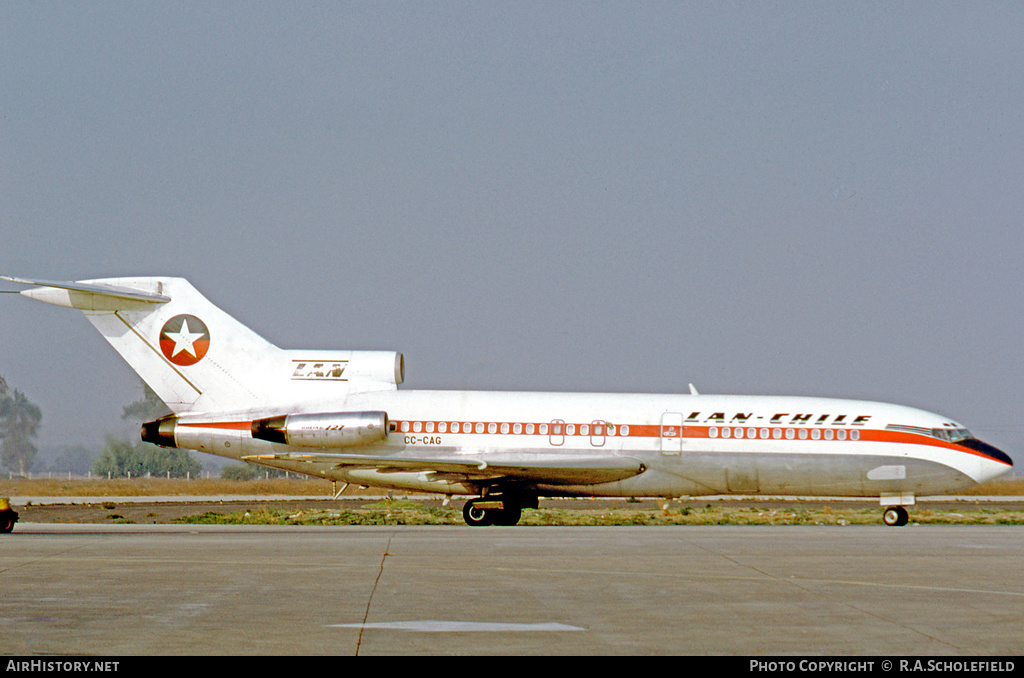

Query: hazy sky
left=2, top=3, right=1023, bottom=467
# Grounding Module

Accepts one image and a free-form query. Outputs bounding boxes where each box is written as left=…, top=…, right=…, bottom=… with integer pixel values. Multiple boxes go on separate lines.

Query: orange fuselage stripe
left=177, top=419, right=1007, bottom=465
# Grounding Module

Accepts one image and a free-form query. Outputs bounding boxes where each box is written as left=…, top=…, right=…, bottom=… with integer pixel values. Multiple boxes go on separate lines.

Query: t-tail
left=1, top=276, right=404, bottom=416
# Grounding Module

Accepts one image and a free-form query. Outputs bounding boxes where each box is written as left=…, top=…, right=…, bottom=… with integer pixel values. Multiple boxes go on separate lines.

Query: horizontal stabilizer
left=1, top=276, right=170, bottom=310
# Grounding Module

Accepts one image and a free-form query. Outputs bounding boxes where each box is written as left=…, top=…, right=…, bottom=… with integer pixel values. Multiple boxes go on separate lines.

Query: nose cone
left=957, top=438, right=1013, bottom=466
left=957, top=438, right=1014, bottom=483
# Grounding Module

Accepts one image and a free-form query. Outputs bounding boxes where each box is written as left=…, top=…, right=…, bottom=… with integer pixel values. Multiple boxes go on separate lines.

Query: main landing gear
left=462, top=493, right=536, bottom=526
left=882, top=506, right=909, bottom=527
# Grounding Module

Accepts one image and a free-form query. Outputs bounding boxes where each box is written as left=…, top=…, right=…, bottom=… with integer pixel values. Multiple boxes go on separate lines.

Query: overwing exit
left=2, top=275, right=1013, bottom=527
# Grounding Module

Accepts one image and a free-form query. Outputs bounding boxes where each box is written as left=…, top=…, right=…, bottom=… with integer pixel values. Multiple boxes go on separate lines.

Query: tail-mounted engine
left=141, top=415, right=177, bottom=448
left=143, top=411, right=390, bottom=450
left=251, top=411, right=389, bottom=448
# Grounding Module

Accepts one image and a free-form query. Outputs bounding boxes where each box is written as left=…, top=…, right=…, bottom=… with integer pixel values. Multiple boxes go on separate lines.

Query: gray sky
left=2, top=3, right=1023, bottom=467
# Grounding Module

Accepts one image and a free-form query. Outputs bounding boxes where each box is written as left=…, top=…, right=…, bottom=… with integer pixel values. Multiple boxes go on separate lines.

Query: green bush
left=220, top=464, right=262, bottom=481
left=91, top=436, right=202, bottom=478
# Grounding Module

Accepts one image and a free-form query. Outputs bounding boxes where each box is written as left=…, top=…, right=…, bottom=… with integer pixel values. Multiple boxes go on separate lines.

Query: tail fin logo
left=159, top=315, right=210, bottom=366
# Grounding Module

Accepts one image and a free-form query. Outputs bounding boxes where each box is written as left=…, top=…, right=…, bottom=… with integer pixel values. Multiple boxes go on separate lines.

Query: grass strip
left=172, top=501, right=1024, bottom=527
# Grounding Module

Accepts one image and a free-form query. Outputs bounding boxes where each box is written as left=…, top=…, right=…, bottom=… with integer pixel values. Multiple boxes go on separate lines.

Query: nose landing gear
left=882, top=506, right=909, bottom=527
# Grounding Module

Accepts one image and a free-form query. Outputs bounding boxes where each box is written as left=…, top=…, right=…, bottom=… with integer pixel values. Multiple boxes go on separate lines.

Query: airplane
left=1, top=275, right=1013, bottom=527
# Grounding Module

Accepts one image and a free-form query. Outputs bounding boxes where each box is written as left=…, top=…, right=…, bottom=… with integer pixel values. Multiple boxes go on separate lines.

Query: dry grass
left=0, top=476, right=341, bottom=497
left=954, top=477, right=1024, bottom=495
left=173, top=500, right=1024, bottom=527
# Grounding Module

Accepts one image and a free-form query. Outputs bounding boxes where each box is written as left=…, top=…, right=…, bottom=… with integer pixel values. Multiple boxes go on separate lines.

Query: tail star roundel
left=159, top=314, right=210, bottom=366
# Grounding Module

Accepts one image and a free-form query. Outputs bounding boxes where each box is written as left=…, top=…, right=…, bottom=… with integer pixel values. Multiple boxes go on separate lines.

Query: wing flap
left=242, top=452, right=646, bottom=486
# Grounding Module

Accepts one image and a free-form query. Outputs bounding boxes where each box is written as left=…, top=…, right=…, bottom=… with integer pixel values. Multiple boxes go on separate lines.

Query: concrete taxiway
left=3, top=524, right=1023, bottom=655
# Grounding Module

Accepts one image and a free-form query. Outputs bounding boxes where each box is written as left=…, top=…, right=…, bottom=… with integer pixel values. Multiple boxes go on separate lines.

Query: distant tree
left=220, top=464, right=261, bottom=481
left=90, top=384, right=199, bottom=478
left=0, top=375, right=10, bottom=424
left=121, top=382, right=172, bottom=423
left=0, top=376, right=9, bottom=470
left=47, top=444, right=99, bottom=475
left=1, top=386, right=43, bottom=476
left=92, top=436, right=202, bottom=478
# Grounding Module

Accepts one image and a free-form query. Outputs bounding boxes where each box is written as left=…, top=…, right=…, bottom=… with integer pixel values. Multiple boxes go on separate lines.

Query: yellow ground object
left=1, top=497, right=18, bottom=533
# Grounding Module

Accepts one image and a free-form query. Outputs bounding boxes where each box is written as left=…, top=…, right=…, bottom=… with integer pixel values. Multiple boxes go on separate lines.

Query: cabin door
left=660, top=412, right=684, bottom=455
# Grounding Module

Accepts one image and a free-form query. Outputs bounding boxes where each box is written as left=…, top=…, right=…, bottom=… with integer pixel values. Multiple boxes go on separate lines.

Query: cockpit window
left=931, top=428, right=972, bottom=443
left=883, top=425, right=1012, bottom=465
left=886, top=424, right=973, bottom=443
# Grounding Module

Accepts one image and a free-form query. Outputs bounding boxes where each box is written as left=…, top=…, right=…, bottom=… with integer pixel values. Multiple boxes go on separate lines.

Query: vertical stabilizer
left=3, top=276, right=285, bottom=414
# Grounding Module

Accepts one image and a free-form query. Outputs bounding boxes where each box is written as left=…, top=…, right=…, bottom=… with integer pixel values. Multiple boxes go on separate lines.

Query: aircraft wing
left=242, top=452, right=646, bottom=486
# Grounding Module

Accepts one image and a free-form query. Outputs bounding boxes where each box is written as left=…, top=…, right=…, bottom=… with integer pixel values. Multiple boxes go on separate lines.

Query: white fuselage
left=173, top=390, right=1011, bottom=501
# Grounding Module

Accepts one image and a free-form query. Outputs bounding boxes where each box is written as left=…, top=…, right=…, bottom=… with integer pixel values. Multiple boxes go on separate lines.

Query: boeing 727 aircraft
left=2, top=275, right=1013, bottom=526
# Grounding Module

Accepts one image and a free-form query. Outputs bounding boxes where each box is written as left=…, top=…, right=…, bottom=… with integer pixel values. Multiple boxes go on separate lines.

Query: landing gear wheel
left=491, top=505, right=522, bottom=526
left=882, top=506, right=909, bottom=527
left=463, top=500, right=493, bottom=527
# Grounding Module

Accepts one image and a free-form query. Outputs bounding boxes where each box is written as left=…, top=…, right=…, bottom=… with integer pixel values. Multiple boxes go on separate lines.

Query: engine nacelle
left=141, top=415, right=177, bottom=448
left=251, top=411, right=389, bottom=448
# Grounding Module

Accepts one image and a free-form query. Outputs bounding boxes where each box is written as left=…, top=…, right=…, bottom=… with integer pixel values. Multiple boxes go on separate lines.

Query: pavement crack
left=354, top=533, right=394, bottom=656
left=0, top=541, right=95, bottom=574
